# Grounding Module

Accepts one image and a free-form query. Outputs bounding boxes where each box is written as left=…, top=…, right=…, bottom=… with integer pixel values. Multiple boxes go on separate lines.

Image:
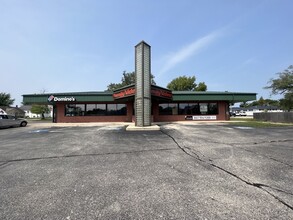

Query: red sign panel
left=113, top=86, right=172, bottom=100
left=151, top=88, right=172, bottom=99
left=113, top=88, right=135, bottom=99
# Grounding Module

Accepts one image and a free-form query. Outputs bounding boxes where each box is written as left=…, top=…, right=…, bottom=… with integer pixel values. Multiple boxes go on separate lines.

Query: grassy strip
left=229, top=117, right=293, bottom=128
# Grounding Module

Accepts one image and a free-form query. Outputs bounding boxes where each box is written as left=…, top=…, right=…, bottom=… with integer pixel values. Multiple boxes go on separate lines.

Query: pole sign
left=48, top=95, right=76, bottom=102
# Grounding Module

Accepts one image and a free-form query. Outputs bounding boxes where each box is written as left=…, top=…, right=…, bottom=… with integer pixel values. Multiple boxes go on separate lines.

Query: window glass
left=169, top=103, right=178, bottom=115
left=75, top=104, right=85, bottom=116
left=65, top=104, right=76, bottom=116
left=1, top=115, right=8, bottom=119
left=159, top=103, right=178, bottom=115
left=208, top=103, right=218, bottom=114
left=94, top=104, right=106, bottom=115
left=159, top=104, right=169, bottom=115
left=65, top=104, right=85, bottom=116
left=116, top=104, right=127, bottom=115
left=107, top=104, right=116, bottom=115
left=85, top=104, right=96, bottom=116
left=107, top=104, right=127, bottom=115
left=178, top=103, right=189, bottom=115
left=199, top=103, right=208, bottom=115
left=189, top=103, right=200, bottom=114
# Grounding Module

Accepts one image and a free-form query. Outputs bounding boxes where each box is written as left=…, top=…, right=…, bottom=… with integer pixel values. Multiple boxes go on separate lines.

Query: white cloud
left=158, top=30, right=224, bottom=77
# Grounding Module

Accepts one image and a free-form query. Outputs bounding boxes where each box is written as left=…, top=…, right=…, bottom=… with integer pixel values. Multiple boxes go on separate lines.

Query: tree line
left=107, top=71, right=207, bottom=92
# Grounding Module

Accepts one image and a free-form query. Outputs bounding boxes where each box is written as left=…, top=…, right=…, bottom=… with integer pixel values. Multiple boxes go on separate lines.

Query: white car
left=235, top=111, right=247, bottom=116
left=0, top=114, right=27, bottom=128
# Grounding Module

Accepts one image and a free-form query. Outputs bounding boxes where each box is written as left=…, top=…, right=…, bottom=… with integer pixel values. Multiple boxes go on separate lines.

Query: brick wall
left=55, top=101, right=230, bottom=123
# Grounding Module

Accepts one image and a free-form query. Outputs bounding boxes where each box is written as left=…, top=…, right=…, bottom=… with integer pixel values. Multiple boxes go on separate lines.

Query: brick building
left=22, top=41, right=256, bottom=124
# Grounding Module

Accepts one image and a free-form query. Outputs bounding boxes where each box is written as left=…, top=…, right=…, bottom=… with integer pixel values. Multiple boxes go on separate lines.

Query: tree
left=0, top=92, right=15, bottom=106
left=258, top=96, right=266, bottom=106
left=167, top=75, right=207, bottom=91
left=241, top=97, right=280, bottom=108
left=107, top=71, right=156, bottom=91
left=31, top=104, right=50, bottom=119
left=279, top=93, right=293, bottom=111
left=265, top=65, right=293, bottom=111
left=196, top=82, right=207, bottom=91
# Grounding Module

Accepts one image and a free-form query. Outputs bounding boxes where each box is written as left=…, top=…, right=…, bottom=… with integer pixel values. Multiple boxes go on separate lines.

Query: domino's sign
left=48, top=95, right=76, bottom=102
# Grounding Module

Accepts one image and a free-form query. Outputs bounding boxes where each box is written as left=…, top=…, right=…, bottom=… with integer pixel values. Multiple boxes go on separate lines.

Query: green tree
left=167, top=75, right=207, bottom=91
left=258, top=96, right=265, bottom=106
left=196, top=82, right=207, bottom=91
left=107, top=71, right=156, bottom=91
left=31, top=104, right=50, bottom=119
left=242, top=97, right=280, bottom=108
left=279, top=93, right=293, bottom=111
left=0, top=92, right=15, bottom=106
left=265, top=65, right=293, bottom=111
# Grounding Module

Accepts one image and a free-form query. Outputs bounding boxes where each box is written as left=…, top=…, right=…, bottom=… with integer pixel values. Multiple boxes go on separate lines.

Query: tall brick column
left=135, top=41, right=151, bottom=127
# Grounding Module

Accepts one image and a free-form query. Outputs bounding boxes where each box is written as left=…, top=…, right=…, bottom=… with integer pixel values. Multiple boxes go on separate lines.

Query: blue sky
left=1, top=0, right=292, bottom=106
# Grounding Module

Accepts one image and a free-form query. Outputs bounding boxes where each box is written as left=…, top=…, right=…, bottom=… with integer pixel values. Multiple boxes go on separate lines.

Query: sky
left=1, top=0, right=292, bottom=106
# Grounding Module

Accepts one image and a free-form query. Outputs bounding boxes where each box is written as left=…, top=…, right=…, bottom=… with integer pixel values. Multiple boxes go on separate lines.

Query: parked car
left=229, top=112, right=236, bottom=117
left=0, top=114, right=28, bottom=128
left=235, top=111, right=247, bottom=116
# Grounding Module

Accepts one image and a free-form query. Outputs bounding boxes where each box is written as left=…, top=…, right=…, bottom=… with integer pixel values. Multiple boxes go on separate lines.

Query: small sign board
left=185, top=115, right=217, bottom=120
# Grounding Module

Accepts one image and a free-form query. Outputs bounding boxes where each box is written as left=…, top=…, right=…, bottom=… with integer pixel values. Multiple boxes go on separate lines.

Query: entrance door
left=53, top=106, right=57, bottom=123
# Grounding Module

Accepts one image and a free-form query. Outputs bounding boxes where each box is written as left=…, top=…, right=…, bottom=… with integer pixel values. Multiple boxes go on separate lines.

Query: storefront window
left=85, top=104, right=96, bottom=116
left=199, top=103, right=208, bottom=115
left=86, top=104, right=106, bottom=116
left=159, top=103, right=178, bottom=115
left=208, top=103, right=218, bottom=114
left=189, top=103, right=200, bottom=114
left=178, top=103, right=190, bottom=115
left=176, top=102, right=218, bottom=115
left=107, top=104, right=127, bottom=115
left=66, top=104, right=126, bottom=116
left=117, top=104, right=127, bottom=115
left=65, top=104, right=85, bottom=116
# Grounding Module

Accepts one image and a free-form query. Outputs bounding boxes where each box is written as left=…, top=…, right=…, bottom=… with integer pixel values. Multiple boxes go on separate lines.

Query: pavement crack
left=160, top=129, right=203, bottom=162
left=0, top=147, right=178, bottom=166
left=160, top=128, right=293, bottom=211
left=0, top=162, right=9, bottom=168
left=234, top=146, right=293, bottom=167
left=211, top=163, right=293, bottom=210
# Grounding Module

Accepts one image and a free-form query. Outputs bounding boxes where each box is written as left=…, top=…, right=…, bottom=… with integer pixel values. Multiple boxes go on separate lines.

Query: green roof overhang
left=23, top=92, right=114, bottom=105
left=23, top=91, right=256, bottom=105
left=172, top=91, right=257, bottom=103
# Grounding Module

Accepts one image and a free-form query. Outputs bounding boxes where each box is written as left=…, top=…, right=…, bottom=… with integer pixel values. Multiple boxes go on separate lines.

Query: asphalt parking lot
left=0, top=122, right=293, bottom=219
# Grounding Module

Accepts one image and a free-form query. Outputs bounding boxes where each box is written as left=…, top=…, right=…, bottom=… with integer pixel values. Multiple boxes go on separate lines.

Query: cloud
left=158, top=30, right=224, bottom=77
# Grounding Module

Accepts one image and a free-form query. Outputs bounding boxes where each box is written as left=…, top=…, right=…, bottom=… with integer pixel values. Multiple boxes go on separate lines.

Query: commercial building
left=23, top=41, right=256, bottom=124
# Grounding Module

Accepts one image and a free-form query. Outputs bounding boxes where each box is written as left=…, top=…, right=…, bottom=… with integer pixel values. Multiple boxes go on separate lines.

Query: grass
left=229, top=117, right=293, bottom=128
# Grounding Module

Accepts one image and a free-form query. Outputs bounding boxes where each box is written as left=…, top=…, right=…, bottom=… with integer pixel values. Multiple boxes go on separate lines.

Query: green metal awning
left=23, top=91, right=114, bottom=105
left=23, top=90, right=256, bottom=105
left=172, top=91, right=257, bottom=103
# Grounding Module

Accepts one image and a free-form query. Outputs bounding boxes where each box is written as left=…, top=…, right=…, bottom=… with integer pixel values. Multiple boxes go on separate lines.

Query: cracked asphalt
left=0, top=123, right=293, bottom=219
